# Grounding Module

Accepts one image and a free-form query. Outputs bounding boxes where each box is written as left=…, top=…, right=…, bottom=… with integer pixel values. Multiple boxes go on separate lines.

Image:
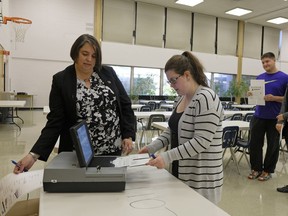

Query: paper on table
left=248, top=79, right=265, bottom=105
left=112, top=154, right=150, bottom=167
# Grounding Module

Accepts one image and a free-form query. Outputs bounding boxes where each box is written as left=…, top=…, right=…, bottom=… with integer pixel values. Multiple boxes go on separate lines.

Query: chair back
left=231, top=113, right=243, bottom=120
left=148, top=101, right=157, bottom=110
left=221, top=102, right=228, bottom=110
left=147, top=114, right=166, bottom=130
left=243, top=113, right=254, bottom=122
left=222, top=126, right=239, bottom=148
left=226, top=101, right=234, bottom=110
left=140, top=105, right=151, bottom=112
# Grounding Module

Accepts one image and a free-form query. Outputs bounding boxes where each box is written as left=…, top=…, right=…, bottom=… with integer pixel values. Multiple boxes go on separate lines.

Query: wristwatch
left=29, top=152, right=39, bottom=161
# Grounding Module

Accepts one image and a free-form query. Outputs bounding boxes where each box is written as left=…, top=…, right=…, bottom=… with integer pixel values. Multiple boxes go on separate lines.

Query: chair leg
left=139, top=130, right=145, bottom=149
left=279, top=138, right=287, bottom=162
left=224, top=148, right=240, bottom=174
left=222, top=148, right=227, bottom=157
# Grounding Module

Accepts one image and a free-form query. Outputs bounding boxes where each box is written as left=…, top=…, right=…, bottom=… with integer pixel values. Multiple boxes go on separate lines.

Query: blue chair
left=148, top=101, right=157, bottom=110
left=243, top=113, right=254, bottom=122
left=230, top=113, right=243, bottom=120
left=140, top=105, right=151, bottom=112
left=222, top=126, right=240, bottom=174
left=235, top=130, right=251, bottom=167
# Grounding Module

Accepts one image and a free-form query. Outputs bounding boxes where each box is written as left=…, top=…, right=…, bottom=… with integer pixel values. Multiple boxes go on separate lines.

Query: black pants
left=249, top=117, right=280, bottom=173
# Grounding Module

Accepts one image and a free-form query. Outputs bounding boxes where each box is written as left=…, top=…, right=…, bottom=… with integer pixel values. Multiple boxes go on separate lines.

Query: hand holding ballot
left=248, top=79, right=265, bottom=105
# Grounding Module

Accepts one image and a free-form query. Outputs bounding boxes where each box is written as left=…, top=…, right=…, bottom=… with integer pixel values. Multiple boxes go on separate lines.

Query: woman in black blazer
left=13, top=34, right=135, bottom=173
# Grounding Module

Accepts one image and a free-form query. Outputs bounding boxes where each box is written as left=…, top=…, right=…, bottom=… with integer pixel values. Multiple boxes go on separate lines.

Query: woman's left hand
left=122, top=138, right=134, bottom=155
left=147, top=154, right=165, bottom=169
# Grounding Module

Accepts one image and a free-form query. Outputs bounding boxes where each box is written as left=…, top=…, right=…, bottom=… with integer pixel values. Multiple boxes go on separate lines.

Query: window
left=213, top=73, right=234, bottom=97
left=162, top=71, right=177, bottom=96
left=133, top=67, right=160, bottom=95
left=110, top=65, right=131, bottom=94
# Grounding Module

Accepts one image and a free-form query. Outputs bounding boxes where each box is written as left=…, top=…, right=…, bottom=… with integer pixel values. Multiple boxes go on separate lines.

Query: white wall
left=2, top=0, right=94, bottom=107
left=280, top=30, right=288, bottom=63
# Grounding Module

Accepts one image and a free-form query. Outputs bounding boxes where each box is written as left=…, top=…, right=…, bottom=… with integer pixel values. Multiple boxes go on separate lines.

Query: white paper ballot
left=112, top=154, right=150, bottom=167
left=249, top=79, right=265, bottom=105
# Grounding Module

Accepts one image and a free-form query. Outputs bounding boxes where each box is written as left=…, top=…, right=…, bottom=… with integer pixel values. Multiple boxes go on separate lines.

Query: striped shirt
left=147, top=86, right=224, bottom=204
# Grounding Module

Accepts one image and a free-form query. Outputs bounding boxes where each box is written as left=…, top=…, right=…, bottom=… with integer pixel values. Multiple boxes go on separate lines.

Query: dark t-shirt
left=255, top=71, right=288, bottom=119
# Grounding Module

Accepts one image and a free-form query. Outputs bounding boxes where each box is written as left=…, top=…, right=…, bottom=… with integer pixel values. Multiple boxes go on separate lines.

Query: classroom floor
left=1, top=110, right=288, bottom=216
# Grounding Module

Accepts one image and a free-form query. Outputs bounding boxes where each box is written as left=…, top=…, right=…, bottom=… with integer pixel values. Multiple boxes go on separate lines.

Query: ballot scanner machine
left=43, top=121, right=126, bottom=192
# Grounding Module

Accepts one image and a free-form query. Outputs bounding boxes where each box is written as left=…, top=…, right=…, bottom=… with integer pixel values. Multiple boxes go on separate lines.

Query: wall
left=1, top=1, right=288, bottom=107
left=3, top=0, right=94, bottom=107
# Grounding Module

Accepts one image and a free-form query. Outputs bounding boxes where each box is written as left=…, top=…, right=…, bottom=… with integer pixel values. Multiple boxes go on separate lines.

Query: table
left=152, top=120, right=250, bottom=131
left=231, top=104, right=256, bottom=110
left=0, top=100, right=26, bottom=130
left=131, top=104, right=144, bottom=110
left=139, top=100, right=162, bottom=104
left=43, top=106, right=50, bottom=115
left=39, top=165, right=230, bottom=216
left=134, top=111, right=172, bottom=119
left=15, top=94, right=34, bottom=110
left=159, top=103, right=173, bottom=110
left=222, top=120, right=249, bottom=130
left=224, top=110, right=254, bottom=120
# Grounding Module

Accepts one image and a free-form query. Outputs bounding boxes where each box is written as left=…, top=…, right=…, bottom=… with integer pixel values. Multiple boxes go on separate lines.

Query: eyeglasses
left=167, top=75, right=182, bottom=85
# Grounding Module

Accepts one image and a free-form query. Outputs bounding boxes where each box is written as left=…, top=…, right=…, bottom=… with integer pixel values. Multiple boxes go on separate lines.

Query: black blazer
left=31, top=64, right=135, bottom=161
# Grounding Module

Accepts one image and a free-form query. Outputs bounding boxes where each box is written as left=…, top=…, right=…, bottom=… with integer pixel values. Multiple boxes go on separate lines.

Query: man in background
left=248, top=52, right=288, bottom=181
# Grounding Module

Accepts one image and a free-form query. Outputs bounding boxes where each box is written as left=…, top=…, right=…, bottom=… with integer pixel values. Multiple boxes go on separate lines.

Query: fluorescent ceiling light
left=225, top=8, right=252, bottom=16
left=267, top=17, right=288, bottom=24
left=175, top=0, right=204, bottom=7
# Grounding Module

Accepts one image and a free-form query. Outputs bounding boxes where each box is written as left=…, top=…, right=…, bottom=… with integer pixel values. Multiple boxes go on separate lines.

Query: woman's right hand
left=13, top=154, right=37, bottom=174
left=138, top=146, right=149, bottom=154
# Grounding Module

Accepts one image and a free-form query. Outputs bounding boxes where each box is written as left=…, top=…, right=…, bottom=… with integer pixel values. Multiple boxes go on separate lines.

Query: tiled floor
left=1, top=110, right=288, bottom=216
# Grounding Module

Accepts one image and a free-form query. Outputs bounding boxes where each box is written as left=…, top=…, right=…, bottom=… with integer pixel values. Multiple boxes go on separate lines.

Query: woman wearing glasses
left=13, top=34, right=135, bottom=173
left=139, top=51, right=224, bottom=204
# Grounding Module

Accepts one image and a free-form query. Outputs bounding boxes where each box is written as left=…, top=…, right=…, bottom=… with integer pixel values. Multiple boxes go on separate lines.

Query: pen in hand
left=11, top=160, right=28, bottom=172
left=150, top=154, right=156, bottom=159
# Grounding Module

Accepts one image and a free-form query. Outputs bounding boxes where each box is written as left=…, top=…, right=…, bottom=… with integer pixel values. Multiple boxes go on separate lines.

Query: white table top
left=224, top=110, right=254, bottom=117
left=134, top=111, right=172, bottom=119
left=139, top=100, right=162, bottom=104
left=165, top=100, right=175, bottom=104
left=231, top=104, right=256, bottom=109
left=159, top=104, right=173, bottom=109
left=152, top=120, right=250, bottom=131
left=222, top=120, right=249, bottom=130
left=39, top=166, right=230, bottom=216
left=43, top=106, right=49, bottom=114
left=0, top=100, right=26, bottom=107
left=131, top=104, right=144, bottom=109
left=151, top=122, right=169, bottom=130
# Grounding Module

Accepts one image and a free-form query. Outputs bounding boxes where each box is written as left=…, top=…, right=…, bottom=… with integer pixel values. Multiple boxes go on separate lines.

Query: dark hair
left=164, top=51, right=208, bottom=87
left=261, top=52, right=275, bottom=60
left=70, top=34, right=102, bottom=71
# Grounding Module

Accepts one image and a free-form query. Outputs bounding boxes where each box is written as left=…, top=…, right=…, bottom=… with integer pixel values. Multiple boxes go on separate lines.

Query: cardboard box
left=6, top=198, right=39, bottom=216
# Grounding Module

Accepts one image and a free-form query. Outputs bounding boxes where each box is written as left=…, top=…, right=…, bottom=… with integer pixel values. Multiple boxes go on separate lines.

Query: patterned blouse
left=76, top=72, right=121, bottom=155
